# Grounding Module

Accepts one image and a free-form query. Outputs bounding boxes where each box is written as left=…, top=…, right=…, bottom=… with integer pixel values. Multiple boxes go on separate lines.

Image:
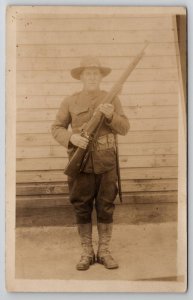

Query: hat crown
left=80, top=56, right=101, bottom=69
left=71, top=56, right=111, bottom=80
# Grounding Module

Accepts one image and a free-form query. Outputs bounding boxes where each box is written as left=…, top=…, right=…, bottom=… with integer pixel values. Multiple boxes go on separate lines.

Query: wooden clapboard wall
left=16, top=13, right=179, bottom=207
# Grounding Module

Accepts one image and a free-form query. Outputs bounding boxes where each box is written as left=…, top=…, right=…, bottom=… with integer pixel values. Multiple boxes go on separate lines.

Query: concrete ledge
left=16, top=202, right=177, bottom=227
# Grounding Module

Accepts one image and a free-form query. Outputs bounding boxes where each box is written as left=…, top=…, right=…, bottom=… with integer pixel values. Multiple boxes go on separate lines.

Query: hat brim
left=71, top=66, right=111, bottom=80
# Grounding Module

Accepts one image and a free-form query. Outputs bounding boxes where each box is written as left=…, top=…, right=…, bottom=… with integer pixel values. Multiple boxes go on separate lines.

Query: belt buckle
left=96, top=134, right=114, bottom=151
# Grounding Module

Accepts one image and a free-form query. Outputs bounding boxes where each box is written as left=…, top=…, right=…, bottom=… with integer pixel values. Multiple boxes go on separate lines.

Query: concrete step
left=16, top=202, right=177, bottom=227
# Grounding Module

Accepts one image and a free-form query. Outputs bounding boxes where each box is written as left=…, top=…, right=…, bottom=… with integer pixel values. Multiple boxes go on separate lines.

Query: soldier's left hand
left=99, top=103, right=114, bottom=120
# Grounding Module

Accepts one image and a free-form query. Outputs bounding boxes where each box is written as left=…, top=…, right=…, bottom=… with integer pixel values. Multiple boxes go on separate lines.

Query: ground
left=15, top=222, right=178, bottom=281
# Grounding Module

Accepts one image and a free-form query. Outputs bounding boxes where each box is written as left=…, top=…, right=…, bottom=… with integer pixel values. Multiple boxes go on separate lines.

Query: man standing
left=51, top=56, right=129, bottom=271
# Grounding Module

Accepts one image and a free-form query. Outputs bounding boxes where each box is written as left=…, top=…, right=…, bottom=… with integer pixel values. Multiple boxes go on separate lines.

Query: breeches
left=68, top=168, right=118, bottom=224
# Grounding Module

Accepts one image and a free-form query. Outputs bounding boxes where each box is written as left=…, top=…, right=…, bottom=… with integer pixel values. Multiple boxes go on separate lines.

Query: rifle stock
left=64, top=147, right=87, bottom=177
left=64, top=42, right=149, bottom=177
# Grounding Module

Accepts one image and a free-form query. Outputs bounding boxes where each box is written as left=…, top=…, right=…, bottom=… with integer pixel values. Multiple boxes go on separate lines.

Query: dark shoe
left=76, top=254, right=95, bottom=271
left=97, top=254, right=119, bottom=269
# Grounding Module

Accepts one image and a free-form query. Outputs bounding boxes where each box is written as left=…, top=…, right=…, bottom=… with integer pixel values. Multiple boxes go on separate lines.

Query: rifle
left=64, top=42, right=149, bottom=177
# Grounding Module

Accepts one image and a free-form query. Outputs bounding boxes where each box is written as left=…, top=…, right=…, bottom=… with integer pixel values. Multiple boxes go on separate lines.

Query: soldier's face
left=80, top=68, right=102, bottom=92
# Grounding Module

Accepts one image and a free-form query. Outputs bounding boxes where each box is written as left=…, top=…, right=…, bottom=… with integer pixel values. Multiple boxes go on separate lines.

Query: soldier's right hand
left=70, top=133, right=89, bottom=149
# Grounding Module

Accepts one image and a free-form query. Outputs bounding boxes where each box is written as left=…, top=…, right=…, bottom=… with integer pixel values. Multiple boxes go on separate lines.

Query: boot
left=76, top=223, right=95, bottom=271
left=97, top=223, right=119, bottom=269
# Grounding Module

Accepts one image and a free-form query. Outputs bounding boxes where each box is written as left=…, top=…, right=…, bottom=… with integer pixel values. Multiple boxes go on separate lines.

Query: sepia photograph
left=6, top=6, right=187, bottom=292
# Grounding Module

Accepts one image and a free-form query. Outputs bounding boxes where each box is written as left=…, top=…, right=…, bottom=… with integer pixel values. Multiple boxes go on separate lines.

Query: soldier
left=51, top=56, right=129, bottom=271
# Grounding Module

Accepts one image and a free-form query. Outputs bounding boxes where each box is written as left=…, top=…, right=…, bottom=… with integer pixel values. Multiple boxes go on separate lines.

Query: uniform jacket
left=51, top=89, right=129, bottom=174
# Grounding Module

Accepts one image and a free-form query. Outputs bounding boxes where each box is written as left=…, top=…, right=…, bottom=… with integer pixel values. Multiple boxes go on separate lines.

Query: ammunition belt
left=94, top=133, right=115, bottom=151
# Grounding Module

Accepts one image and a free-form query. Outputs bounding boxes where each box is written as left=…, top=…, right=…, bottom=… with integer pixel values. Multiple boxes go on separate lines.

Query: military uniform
left=51, top=56, right=129, bottom=270
left=51, top=90, right=129, bottom=224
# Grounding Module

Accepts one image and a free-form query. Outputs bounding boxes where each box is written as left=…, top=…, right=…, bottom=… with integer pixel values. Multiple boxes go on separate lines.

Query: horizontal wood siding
left=16, top=13, right=179, bottom=205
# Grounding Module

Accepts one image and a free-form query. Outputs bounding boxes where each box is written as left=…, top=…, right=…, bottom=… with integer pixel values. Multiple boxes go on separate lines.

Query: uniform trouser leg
left=68, top=172, right=96, bottom=224
left=94, top=167, right=118, bottom=224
